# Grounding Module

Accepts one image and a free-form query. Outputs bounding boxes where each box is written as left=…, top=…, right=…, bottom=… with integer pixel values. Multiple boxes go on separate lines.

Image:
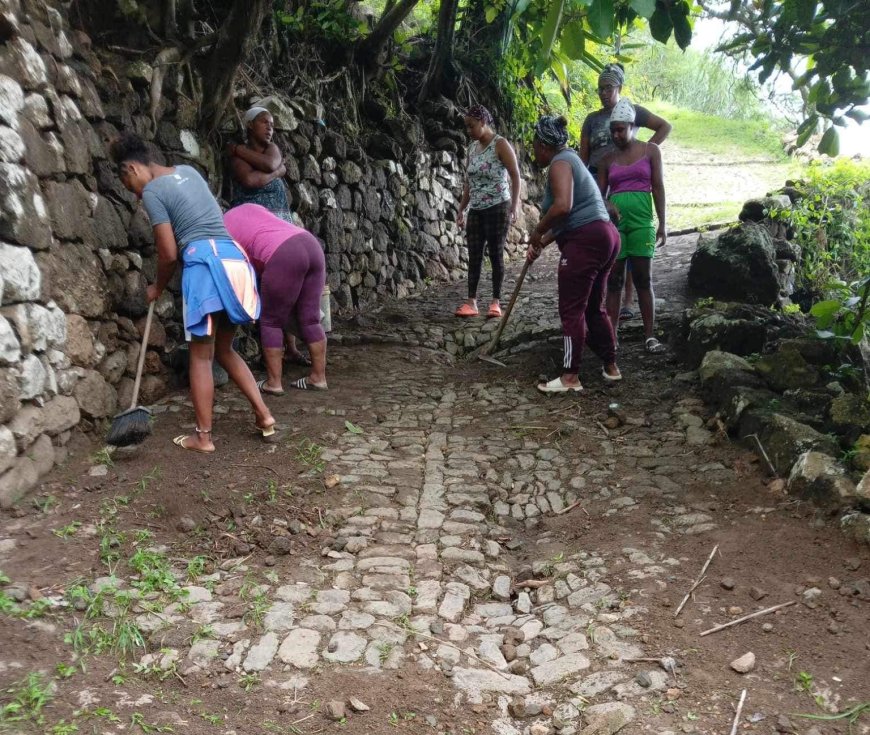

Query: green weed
left=0, top=672, right=53, bottom=725
left=53, top=521, right=81, bottom=538
left=91, top=447, right=114, bottom=468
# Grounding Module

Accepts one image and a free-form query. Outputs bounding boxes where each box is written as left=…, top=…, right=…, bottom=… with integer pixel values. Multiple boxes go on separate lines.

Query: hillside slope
left=646, top=103, right=800, bottom=230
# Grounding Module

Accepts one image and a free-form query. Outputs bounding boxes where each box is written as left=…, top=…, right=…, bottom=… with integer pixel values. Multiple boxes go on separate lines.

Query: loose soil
left=1, top=242, right=867, bottom=735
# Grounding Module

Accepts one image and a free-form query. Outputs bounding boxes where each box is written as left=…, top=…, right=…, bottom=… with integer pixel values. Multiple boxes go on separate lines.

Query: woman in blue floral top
left=455, top=105, right=522, bottom=319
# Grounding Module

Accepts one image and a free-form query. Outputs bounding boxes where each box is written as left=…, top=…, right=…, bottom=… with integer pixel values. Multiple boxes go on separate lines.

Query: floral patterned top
left=466, top=135, right=511, bottom=211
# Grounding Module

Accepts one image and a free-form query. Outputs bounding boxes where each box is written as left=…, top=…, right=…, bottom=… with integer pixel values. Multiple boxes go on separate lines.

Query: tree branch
left=198, top=0, right=269, bottom=137
left=354, top=0, right=420, bottom=71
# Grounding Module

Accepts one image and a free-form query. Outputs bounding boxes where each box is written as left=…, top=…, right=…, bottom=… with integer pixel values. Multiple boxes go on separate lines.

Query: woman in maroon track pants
left=527, top=115, right=623, bottom=394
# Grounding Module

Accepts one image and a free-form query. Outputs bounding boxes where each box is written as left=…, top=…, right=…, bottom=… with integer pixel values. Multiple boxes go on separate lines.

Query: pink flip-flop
left=455, top=303, right=479, bottom=317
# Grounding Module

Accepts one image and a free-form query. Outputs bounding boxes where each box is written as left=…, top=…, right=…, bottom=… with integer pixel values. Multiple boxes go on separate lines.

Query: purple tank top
left=609, top=156, right=652, bottom=195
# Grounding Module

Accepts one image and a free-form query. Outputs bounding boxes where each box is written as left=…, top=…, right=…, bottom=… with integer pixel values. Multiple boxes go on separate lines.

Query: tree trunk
left=198, top=0, right=269, bottom=137
left=354, top=0, right=420, bottom=72
left=418, top=0, right=460, bottom=103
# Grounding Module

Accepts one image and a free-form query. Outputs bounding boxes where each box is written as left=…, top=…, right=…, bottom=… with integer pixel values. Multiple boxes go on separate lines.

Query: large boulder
left=755, top=342, right=820, bottom=391
left=738, top=410, right=839, bottom=476
left=828, top=393, right=870, bottom=445
left=788, top=451, right=859, bottom=510
left=698, top=351, right=764, bottom=404
left=688, top=224, right=780, bottom=305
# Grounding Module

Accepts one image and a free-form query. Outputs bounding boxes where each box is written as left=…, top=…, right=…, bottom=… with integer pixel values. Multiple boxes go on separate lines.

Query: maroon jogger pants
left=556, top=219, right=620, bottom=373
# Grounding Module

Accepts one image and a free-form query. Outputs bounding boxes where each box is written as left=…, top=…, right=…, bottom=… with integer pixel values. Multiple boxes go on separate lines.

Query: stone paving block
left=278, top=629, right=321, bottom=669
left=530, top=653, right=591, bottom=686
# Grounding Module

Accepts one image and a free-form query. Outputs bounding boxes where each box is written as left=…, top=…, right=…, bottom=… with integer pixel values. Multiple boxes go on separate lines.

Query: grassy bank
left=639, top=103, right=801, bottom=230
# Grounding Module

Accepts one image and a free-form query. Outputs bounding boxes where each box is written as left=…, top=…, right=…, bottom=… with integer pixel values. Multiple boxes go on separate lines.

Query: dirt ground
left=1, top=245, right=868, bottom=735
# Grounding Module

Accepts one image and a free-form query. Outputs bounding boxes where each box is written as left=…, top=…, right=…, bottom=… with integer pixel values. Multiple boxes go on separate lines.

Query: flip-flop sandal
left=455, top=303, right=479, bottom=317
left=172, top=434, right=215, bottom=454
left=284, top=352, right=311, bottom=367
left=619, top=307, right=635, bottom=320
left=255, top=422, right=277, bottom=439
left=537, top=377, right=584, bottom=394
left=645, top=337, right=666, bottom=354
left=601, top=369, right=623, bottom=382
left=257, top=379, right=285, bottom=396
left=291, top=377, right=328, bottom=391
left=487, top=304, right=503, bottom=319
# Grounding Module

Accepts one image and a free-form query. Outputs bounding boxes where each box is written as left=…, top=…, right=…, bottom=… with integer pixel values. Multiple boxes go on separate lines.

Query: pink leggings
left=259, top=233, right=326, bottom=349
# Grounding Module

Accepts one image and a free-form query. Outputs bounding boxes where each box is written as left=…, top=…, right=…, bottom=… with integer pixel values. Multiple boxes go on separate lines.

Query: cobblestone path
left=1, top=236, right=868, bottom=735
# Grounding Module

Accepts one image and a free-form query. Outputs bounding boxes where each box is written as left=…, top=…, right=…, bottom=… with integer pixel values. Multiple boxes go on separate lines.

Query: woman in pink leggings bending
left=224, top=204, right=327, bottom=394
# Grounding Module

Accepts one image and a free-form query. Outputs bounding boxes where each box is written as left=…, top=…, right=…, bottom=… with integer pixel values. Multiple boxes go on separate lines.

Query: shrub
left=771, top=159, right=870, bottom=299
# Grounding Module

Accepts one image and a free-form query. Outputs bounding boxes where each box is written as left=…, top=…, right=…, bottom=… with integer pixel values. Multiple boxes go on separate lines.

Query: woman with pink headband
left=454, top=105, right=522, bottom=319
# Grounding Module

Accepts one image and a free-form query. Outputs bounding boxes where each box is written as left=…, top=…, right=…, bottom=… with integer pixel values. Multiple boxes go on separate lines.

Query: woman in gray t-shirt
left=111, top=133, right=276, bottom=454
left=527, top=115, right=622, bottom=394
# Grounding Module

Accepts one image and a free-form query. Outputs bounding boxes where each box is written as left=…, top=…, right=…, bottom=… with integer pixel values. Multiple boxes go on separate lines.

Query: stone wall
left=0, top=0, right=531, bottom=506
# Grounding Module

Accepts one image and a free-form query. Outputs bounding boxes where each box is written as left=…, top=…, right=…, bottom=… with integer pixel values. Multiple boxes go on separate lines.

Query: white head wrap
left=244, top=106, right=270, bottom=124
left=609, top=98, right=636, bottom=125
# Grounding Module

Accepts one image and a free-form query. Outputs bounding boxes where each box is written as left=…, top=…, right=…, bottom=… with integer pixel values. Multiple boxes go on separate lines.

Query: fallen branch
left=594, top=420, right=610, bottom=437
left=379, top=622, right=512, bottom=680
left=555, top=499, right=588, bottom=516
left=700, top=601, right=796, bottom=637
left=674, top=544, right=719, bottom=617
left=729, top=689, right=748, bottom=735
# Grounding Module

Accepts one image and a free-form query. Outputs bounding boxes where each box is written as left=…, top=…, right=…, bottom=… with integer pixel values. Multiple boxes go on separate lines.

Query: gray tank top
left=541, top=149, right=609, bottom=235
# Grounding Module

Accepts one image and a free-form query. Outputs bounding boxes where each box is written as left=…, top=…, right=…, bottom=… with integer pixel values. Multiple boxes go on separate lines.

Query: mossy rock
left=739, top=410, right=838, bottom=476
left=755, top=343, right=820, bottom=392
left=853, top=435, right=870, bottom=472
left=688, top=224, right=780, bottom=305
left=698, top=351, right=764, bottom=406
left=829, top=393, right=870, bottom=444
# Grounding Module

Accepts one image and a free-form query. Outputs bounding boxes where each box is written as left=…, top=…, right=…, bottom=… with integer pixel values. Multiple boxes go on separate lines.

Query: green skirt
left=611, top=191, right=655, bottom=259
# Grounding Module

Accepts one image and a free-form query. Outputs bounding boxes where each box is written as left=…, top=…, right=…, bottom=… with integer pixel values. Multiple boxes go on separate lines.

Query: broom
left=107, top=301, right=155, bottom=447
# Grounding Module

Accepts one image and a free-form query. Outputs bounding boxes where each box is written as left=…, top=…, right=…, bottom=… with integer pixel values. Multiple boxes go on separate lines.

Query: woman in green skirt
left=598, top=98, right=667, bottom=353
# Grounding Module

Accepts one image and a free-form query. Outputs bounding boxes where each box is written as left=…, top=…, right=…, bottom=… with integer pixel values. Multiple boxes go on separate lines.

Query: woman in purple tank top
left=597, top=99, right=667, bottom=354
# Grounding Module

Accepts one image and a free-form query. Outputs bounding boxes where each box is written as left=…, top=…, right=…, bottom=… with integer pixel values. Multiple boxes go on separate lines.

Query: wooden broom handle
left=130, top=301, right=155, bottom=410
left=484, top=257, right=531, bottom=355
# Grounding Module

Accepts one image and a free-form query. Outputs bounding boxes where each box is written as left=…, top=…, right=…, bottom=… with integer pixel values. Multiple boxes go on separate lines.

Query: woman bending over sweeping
left=455, top=104, right=522, bottom=319
left=527, top=115, right=622, bottom=394
left=597, top=98, right=667, bottom=354
left=111, top=133, right=276, bottom=454
left=224, top=203, right=328, bottom=394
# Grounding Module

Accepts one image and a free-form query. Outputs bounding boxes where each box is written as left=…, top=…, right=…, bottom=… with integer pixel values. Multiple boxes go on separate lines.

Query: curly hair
left=109, top=132, right=152, bottom=166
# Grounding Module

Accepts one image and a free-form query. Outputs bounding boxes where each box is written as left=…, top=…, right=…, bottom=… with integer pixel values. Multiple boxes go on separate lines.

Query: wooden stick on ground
left=380, top=622, right=513, bottom=680
left=729, top=689, right=748, bottom=735
left=700, top=601, right=796, bottom=637
left=674, top=544, right=719, bottom=617
left=747, top=434, right=777, bottom=477
left=555, top=499, right=588, bottom=516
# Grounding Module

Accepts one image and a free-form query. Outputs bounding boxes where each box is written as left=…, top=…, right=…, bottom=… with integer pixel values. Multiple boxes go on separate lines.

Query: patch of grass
left=130, top=711, right=173, bottom=733
left=791, top=701, right=870, bottom=726
left=0, top=672, right=53, bottom=725
left=128, top=548, right=182, bottom=598
left=795, top=670, right=814, bottom=693
left=91, top=447, right=114, bottom=468
left=238, top=673, right=260, bottom=692
left=295, top=438, right=326, bottom=473
left=185, top=555, right=209, bottom=582
left=33, top=494, right=58, bottom=513
left=53, top=521, right=81, bottom=538
left=649, top=102, right=788, bottom=161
